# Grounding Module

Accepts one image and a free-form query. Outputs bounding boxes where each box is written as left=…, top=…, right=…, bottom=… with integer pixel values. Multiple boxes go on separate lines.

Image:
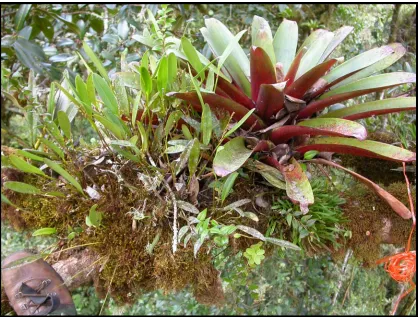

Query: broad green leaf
left=181, top=37, right=204, bottom=79
left=113, top=76, right=129, bottom=115
left=201, top=103, right=213, bottom=146
left=47, top=82, right=56, bottom=115
left=115, top=72, right=141, bottom=89
left=296, top=137, right=416, bottom=163
left=44, top=158, right=84, bottom=194
left=303, top=150, right=319, bottom=160
left=86, top=73, right=97, bottom=108
left=16, top=149, right=44, bottom=162
left=182, top=124, right=193, bottom=140
left=273, top=18, right=298, bottom=75
left=109, top=140, right=140, bottom=156
left=57, top=111, right=71, bottom=139
left=44, top=120, right=65, bottom=147
left=137, top=122, right=149, bottom=152
left=9, top=155, right=46, bottom=177
left=197, top=208, right=207, bottom=221
left=264, top=237, right=301, bottom=251
left=93, top=74, right=118, bottom=115
left=296, top=30, right=334, bottom=79
left=165, top=110, right=182, bottom=136
left=167, top=52, right=177, bottom=86
left=177, top=200, right=199, bottom=215
left=75, top=75, right=92, bottom=116
left=32, top=227, right=56, bottom=237
left=221, top=172, right=239, bottom=203
left=319, top=97, right=416, bottom=120
left=157, top=55, right=168, bottom=93
left=86, top=204, right=102, bottom=227
left=94, top=114, right=125, bottom=140
left=13, top=39, right=46, bottom=76
left=40, top=138, right=64, bottom=160
left=188, top=138, right=200, bottom=176
left=252, top=15, right=276, bottom=65
left=139, top=66, right=152, bottom=97
left=3, top=181, right=41, bottom=195
left=279, top=157, right=314, bottom=214
left=201, top=18, right=251, bottom=96
left=15, top=4, right=32, bottom=31
left=83, top=42, right=109, bottom=83
left=213, top=137, right=253, bottom=177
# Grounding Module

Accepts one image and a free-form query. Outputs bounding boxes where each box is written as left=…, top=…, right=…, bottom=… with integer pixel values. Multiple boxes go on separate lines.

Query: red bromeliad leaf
left=167, top=91, right=266, bottom=130
left=250, top=46, right=277, bottom=101
left=255, top=82, right=286, bottom=121
left=284, top=47, right=307, bottom=87
left=278, top=157, right=314, bottom=214
left=285, top=58, right=339, bottom=99
left=298, top=72, right=416, bottom=118
left=216, top=76, right=255, bottom=109
left=295, top=137, right=416, bottom=163
left=270, top=118, right=367, bottom=144
left=319, top=97, right=416, bottom=120
left=309, top=158, right=413, bottom=219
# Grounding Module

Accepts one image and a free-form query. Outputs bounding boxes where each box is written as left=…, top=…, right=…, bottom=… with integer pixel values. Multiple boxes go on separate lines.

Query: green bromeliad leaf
left=295, top=137, right=416, bottom=162
left=273, top=19, right=298, bottom=75
left=252, top=16, right=276, bottom=66
left=318, top=97, right=416, bottom=120
left=201, top=18, right=251, bottom=96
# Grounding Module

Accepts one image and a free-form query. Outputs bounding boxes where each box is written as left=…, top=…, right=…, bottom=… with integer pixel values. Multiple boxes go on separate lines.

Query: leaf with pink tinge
left=217, top=76, right=255, bottom=109
left=285, top=58, right=339, bottom=99
left=319, top=97, right=416, bottom=120
left=213, top=137, right=253, bottom=177
left=295, top=137, right=416, bottom=163
left=278, top=157, right=314, bottom=214
left=318, top=26, right=353, bottom=63
left=298, top=72, right=416, bottom=118
left=250, top=46, right=277, bottom=101
left=255, top=82, right=286, bottom=121
left=309, top=158, right=412, bottom=219
left=167, top=91, right=265, bottom=131
left=270, top=118, right=367, bottom=144
left=284, top=47, right=307, bottom=87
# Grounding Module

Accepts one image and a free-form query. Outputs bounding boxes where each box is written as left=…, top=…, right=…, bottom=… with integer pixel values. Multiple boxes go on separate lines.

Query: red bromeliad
left=168, top=16, right=416, bottom=215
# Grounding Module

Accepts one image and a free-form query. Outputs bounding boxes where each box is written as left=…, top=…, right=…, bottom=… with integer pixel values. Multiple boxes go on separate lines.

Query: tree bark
left=389, top=4, right=402, bottom=43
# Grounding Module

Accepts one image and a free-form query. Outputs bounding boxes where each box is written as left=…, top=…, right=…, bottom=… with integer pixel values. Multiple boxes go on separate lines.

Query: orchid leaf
left=295, top=137, right=416, bottom=163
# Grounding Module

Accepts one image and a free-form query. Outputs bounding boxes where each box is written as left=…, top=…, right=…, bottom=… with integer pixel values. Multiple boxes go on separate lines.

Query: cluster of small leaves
left=243, top=242, right=266, bottom=267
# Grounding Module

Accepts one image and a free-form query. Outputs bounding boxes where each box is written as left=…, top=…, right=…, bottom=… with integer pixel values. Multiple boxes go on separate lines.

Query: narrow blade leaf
left=44, top=158, right=84, bottom=194
left=296, top=137, right=416, bottom=163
